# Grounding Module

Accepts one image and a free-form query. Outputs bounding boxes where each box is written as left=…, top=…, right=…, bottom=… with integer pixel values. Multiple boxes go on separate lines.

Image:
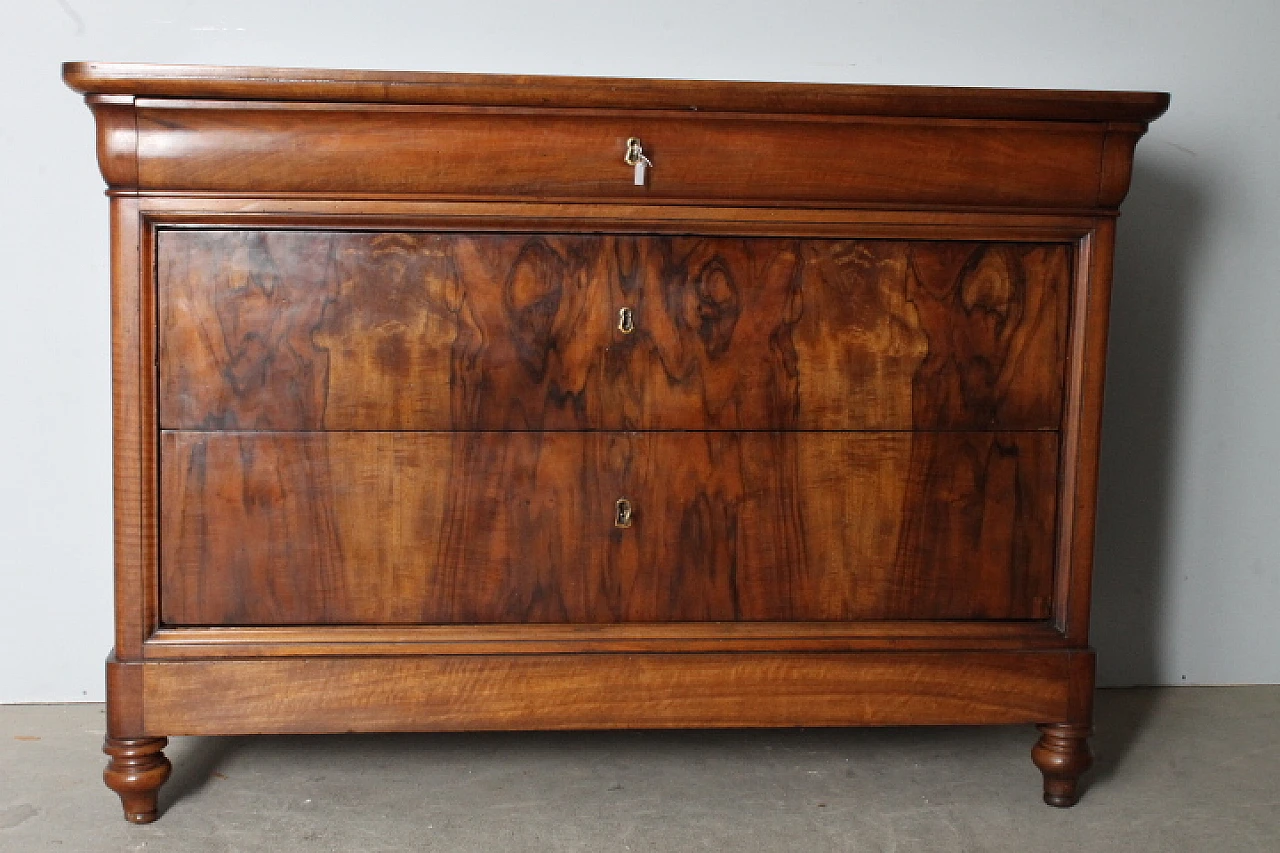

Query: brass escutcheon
left=618, top=306, right=635, bottom=334
left=614, top=498, right=633, bottom=528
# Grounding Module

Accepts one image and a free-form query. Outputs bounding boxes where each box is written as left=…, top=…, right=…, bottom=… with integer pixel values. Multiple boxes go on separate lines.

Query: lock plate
left=614, top=498, right=633, bottom=528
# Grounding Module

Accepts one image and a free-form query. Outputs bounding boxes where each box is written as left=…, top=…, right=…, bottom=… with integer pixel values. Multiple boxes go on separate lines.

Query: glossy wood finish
left=63, top=65, right=1167, bottom=209
left=63, top=62, right=1170, bottom=122
left=109, top=197, right=155, bottom=661
left=69, top=63, right=1165, bottom=817
left=159, top=231, right=1069, bottom=431
left=132, top=652, right=1077, bottom=735
left=1056, top=223, right=1116, bottom=643
left=126, top=104, right=1121, bottom=208
left=135, top=198, right=1110, bottom=236
left=1032, top=724, right=1094, bottom=807
left=143, top=621, right=1075, bottom=657
left=102, top=737, right=170, bottom=824
left=84, top=95, right=137, bottom=190
left=160, top=430, right=1057, bottom=625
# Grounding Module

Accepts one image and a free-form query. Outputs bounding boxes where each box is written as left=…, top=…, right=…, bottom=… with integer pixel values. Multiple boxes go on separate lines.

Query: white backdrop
left=3, top=1, right=1277, bottom=701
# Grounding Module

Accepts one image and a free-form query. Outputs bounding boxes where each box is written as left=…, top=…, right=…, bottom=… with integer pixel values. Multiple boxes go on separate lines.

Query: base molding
left=111, top=650, right=1092, bottom=736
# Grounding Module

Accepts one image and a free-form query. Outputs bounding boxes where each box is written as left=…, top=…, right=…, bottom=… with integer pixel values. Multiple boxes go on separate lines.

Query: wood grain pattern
left=135, top=652, right=1075, bottom=735
left=136, top=196, right=1108, bottom=236
left=1057, top=222, right=1114, bottom=642
left=1032, top=724, right=1094, bottom=807
left=85, top=95, right=137, bottom=190
left=68, top=65, right=1166, bottom=814
left=102, top=737, right=170, bottom=824
left=64, top=62, right=1170, bottom=123
left=159, top=430, right=1057, bottom=625
left=110, top=197, right=154, bottom=660
left=126, top=105, right=1114, bottom=208
left=142, top=621, right=1073, bottom=658
left=159, top=231, right=1069, bottom=431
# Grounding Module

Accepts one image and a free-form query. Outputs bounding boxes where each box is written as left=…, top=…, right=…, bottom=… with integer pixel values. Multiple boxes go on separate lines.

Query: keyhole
left=614, top=498, right=633, bottom=528
left=618, top=307, right=635, bottom=334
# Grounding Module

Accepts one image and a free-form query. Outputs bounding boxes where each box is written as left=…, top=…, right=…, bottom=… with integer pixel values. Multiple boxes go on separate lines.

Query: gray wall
left=2, top=1, right=1276, bottom=701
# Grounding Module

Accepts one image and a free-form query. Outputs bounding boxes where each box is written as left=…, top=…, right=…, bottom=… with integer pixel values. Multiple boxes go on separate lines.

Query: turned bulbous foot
left=1031, top=723, right=1092, bottom=807
left=103, top=736, right=171, bottom=824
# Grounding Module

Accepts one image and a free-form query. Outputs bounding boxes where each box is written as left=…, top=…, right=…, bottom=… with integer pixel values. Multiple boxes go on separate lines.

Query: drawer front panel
left=159, top=231, right=1069, bottom=431
left=159, top=431, right=1057, bottom=625
left=135, top=104, right=1106, bottom=208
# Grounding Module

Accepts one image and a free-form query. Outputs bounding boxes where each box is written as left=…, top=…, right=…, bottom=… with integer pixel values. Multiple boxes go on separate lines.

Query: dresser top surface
left=63, top=61, right=1169, bottom=123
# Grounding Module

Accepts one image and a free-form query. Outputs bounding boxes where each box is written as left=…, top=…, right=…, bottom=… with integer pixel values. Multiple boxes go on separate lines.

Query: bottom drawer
left=159, top=431, right=1057, bottom=625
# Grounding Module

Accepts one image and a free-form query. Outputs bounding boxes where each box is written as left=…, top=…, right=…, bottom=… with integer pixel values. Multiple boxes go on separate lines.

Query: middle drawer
left=158, top=230, right=1070, bottom=431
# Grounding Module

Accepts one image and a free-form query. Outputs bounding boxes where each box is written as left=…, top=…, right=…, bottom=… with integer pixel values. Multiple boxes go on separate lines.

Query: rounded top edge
left=62, top=61, right=1170, bottom=123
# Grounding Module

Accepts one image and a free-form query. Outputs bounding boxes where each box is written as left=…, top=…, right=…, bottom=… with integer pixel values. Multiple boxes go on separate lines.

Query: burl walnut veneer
left=64, top=61, right=1167, bottom=822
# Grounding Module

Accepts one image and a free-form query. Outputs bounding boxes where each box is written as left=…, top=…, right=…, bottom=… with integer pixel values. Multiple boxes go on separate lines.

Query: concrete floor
left=0, top=688, right=1276, bottom=852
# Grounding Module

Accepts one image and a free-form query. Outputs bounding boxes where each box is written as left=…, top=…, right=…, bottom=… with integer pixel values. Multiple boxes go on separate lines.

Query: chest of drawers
left=65, top=62, right=1166, bottom=822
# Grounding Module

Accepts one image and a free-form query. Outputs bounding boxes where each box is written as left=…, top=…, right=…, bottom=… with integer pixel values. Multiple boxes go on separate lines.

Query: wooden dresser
left=64, top=62, right=1167, bottom=822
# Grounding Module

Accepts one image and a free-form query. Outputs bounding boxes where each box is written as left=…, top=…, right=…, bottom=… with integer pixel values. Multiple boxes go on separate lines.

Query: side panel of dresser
left=103, top=196, right=171, bottom=825
left=108, top=197, right=154, bottom=666
left=1055, top=220, right=1116, bottom=644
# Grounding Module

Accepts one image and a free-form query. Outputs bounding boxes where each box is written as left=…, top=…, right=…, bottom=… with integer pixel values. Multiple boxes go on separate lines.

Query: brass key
left=624, top=137, right=652, bottom=186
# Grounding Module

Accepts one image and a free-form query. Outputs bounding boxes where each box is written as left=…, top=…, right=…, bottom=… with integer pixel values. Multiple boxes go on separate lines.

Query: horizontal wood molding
left=66, top=65, right=1165, bottom=209
left=64, top=62, right=1169, bottom=123
left=86, top=95, right=137, bottom=189
left=138, top=202, right=1109, bottom=236
left=134, top=651, right=1077, bottom=735
left=144, top=621, right=1070, bottom=658
left=120, top=102, right=1112, bottom=208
